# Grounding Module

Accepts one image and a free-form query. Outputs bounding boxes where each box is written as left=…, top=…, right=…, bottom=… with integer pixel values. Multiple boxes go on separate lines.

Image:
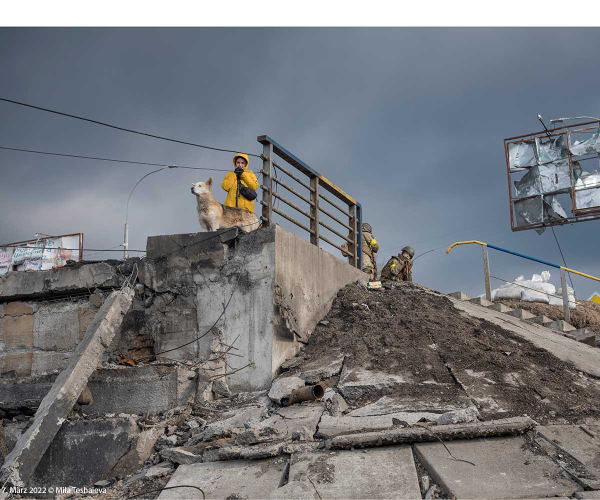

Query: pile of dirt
left=292, top=281, right=600, bottom=425
left=496, top=298, right=600, bottom=334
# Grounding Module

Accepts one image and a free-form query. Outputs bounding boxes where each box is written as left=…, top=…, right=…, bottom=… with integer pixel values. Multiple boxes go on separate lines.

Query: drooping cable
left=0, top=145, right=244, bottom=172
left=0, top=97, right=261, bottom=158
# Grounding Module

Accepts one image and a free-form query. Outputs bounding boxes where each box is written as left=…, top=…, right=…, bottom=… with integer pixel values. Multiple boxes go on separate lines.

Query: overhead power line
left=0, top=97, right=261, bottom=158
left=0, top=145, right=256, bottom=173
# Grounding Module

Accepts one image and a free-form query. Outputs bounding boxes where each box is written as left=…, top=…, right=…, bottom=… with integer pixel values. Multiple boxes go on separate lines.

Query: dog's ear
left=207, top=177, right=212, bottom=188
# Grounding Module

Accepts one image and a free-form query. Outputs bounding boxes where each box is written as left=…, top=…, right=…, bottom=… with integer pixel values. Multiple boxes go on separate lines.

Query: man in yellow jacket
left=221, top=153, right=259, bottom=212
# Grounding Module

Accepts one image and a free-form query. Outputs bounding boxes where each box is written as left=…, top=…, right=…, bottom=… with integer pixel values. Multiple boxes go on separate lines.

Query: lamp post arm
left=123, top=167, right=167, bottom=259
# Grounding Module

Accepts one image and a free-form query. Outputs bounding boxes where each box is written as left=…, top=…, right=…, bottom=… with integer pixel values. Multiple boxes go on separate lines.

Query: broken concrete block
left=268, top=375, right=305, bottom=404
left=437, top=407, right=479, bottom=425
left=487, top=303, right=513, bottom=313
left=144, top=462, right=174, bottom=479
left=507, top=308, right=536, bottom=320
left=547, top=320, right=576, bottom=333
left=338, top=366, right=408, bottom=402
left=190, top=406, right=267, bottom=444
left=257, top=404, right=323, bottom=441
left=448, top=291, right=471, bottom=300
left=527, top=315, right=553, bottom=326
left=297, top=354, right=344, bottom=384
left=113, top=423, right=166, bottom=478
left=347, top=394, right=470, bottom=418
left=317, top=414, right=398, bottom=439
left=85, top=365, right=178, bottom=416
left=469, top=297, right=493, bottom=307
left=212, top=378, right=231, bottom=397
left=160, top=445, right=205, bottom=465
left=176, top=366, right=197, bottom=407
left=565, top=329, right=597, bottom=346
left=0, top=289, right=133, bottom=487
left=323, top=388, right=348, bottom=416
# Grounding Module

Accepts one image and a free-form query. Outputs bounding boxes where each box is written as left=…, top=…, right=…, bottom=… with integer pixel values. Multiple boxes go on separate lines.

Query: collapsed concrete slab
left=0, top=289, right=133, bottom=487
left=139, top=226, right=367, bottom=392
left=537, top=424, right=600, bottom=487
left=0, top=262, right=124, bottom=302
left=415, top=435, right=580, bottom=499
left=158, top=457, right=289, bottom=499
left=84, top=365, right=179, bottom=416
left=31, top=417, right=139, bottom=487
left=284, top=447, right=421, bottom=499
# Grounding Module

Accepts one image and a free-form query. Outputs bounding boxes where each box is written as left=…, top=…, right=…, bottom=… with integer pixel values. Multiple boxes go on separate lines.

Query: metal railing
left=258, top=135, right=363, bottom=268
left=446, top=240, right=600, bottom=323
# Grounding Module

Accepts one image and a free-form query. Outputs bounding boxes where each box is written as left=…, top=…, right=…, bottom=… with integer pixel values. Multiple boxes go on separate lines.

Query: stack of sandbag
left=491, top=270, right=576, bottom=308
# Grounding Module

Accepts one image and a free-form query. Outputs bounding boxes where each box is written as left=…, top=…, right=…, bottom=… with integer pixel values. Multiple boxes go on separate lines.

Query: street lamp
left=123, top=166, right=176, bottom=259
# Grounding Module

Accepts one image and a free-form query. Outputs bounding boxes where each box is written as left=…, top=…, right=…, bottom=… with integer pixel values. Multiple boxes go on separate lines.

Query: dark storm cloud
left=2, top=28, right=600, bottom=298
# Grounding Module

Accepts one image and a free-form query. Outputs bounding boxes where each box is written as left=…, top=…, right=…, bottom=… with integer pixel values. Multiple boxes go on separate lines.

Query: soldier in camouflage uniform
left=380, top=246, right=414, bottom=282
left=341, top=223, right=379, bottom=279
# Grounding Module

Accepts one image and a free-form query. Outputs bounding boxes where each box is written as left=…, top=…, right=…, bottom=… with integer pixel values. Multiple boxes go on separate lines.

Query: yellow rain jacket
left=221, top=153, right=259, bottom=212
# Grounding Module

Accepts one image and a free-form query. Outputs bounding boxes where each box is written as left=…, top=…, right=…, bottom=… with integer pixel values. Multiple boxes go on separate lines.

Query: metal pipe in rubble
left=282, top=383, right=326, bottom=406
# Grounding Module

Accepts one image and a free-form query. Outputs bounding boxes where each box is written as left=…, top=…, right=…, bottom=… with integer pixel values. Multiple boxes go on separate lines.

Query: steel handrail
left=447, top=240, right=600, bottom=283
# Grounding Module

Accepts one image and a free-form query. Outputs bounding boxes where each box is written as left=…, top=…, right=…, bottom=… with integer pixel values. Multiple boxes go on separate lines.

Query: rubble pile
left=80, top=281, right=600, bottom=499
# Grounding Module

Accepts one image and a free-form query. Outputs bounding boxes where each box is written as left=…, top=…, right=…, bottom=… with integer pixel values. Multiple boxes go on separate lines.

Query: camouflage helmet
left=401, top=245, right=415, bottom=258
left=362, top=222, right=372, bottom=233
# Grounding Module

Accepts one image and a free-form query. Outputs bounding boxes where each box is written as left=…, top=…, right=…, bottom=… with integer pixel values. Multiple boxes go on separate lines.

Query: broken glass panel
left=514, top=160, right=571, bottom=198
left=575, top=173, right=600, bottom=209
left=508, top=140, right=537, bottom=169
left=569, top=128, right=600, bottom=156
left=514, top=197, right=543, bottom=227
left=514, top=195, right=567, bottom=230
left=543, top=195, right=567, bottom=220
left=536, top=134, right=568, bottom=165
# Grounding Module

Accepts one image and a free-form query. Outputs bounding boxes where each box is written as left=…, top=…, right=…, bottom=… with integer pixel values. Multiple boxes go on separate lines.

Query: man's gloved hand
left=234, top=167, right=244, bottom=177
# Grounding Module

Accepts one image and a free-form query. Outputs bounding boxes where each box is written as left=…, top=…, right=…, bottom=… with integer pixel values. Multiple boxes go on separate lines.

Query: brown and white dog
left=191, top=178, right=260, bottom=233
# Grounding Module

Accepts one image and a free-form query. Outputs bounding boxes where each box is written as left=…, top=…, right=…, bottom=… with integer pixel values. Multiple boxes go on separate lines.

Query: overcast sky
left=1, top=28, right=600, bottom=298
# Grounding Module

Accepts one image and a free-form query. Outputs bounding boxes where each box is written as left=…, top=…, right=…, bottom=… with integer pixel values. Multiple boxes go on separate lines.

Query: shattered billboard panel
left=505, top=121, right=600, bottom=231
